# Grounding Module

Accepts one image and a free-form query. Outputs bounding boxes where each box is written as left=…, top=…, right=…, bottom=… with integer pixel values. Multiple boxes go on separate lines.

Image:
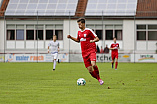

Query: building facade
left=0, top=0, right=157, bottom=54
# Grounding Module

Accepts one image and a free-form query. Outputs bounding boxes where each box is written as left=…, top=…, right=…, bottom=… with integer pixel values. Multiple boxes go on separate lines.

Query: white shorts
left=51, top=52, right=58, bottom=60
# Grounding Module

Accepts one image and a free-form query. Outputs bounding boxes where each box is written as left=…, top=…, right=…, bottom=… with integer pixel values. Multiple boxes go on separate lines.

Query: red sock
left=90, top=71, right=97, bottom=79
left=112, top=62, right=114, bottom=66
left=93, top=65, right=100, bottom=80
left=115, top=62, right=118, bottom=69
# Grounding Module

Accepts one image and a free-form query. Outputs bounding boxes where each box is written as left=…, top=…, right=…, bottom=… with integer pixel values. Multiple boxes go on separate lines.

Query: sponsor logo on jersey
left=80, top=38, right=86, bottom=41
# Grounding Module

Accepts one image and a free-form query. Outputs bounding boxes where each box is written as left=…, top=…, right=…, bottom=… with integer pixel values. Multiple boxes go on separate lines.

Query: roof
left=85, top=0, right=138, bottom=16
left=5, top=0, right=78, bottom=16
left=0, top=0, right=157, bottom=18
left=136, top=0, right=157, bottom=17
left=0, top=0, right=9, bottom=17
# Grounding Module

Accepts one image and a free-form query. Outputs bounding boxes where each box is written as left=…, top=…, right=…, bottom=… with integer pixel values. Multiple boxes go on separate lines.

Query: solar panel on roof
left=85, top=0, right=138, bottom=16
left=5, top=0, right=78, bottom=16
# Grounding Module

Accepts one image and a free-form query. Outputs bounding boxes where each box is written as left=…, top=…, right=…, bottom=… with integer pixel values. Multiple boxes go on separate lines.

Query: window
left=148, top=31, right=157, bottom=40
left=36, top=30, right=43, bottom=40
left=96, top=30, right=103, bottom=40
left=137, top=25, right=146, bottom=41
left=137, top=25, right=146, bottom=29
left=16, top=30, right=24, bottom=40
left=55, top=30, right=63, bottom=40
left=137, top=24, right=157, bottom=41
left=106, top=30, right=113, bottom=40
left=148, top=25, right=157, bottom=29
left=46, top=30, right=53, bottom=40
left=115, top=30, right=122, bottom=40
left=7, top=30, right=15, bottom=40
left=137, top=31, right=146, bottom=40
left=26, top=30, right=34, bottom=40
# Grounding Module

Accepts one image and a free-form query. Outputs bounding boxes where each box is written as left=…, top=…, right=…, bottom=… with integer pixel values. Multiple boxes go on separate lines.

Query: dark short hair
left=53, top=35, right=57, bottom=37
left=77, top=18, right=85, bottom=23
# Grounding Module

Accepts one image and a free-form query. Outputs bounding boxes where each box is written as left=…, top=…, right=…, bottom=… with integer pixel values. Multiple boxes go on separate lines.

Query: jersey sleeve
left=77, top=31, right=80, bottom=41
left=110, top=43, right=113, bottom=48
left=48, top=42, right=51, bottom=47
left=89, top=29, right=97, bottom=38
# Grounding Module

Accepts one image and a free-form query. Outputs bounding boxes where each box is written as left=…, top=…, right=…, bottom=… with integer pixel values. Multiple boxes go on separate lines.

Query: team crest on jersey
left=84, top=34, right=86, bottom=37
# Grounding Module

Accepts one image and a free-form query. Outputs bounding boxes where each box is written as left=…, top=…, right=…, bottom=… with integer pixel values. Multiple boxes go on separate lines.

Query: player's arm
left=67, top=35, right=80, bottom=43
left=110, top=47, right=119, bottom=50
left=48, top=46, right=50, bottom=53
left=117, top=44, right=120, bottom=49
left=57, top=43, right=60, bottom=52
left=109, top=47, right=114, bottom=50
left=114, top=45, right=120, bottom=50
left=109, top=44, right=114, bottom=50
left=58, top=46, right=59, bottom=52
left=90, top=36, right=99, bottom=43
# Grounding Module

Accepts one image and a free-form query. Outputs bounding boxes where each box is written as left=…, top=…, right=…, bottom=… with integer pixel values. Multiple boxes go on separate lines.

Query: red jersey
left=110, top=42, right=119, bottom=54
left=77, top=28, right=97, bottom=57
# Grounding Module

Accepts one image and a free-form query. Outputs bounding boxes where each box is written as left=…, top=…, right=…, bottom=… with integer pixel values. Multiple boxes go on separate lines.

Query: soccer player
left=67, top=18, right=104, bottom=85
left=48, top=35, right=59, bottom=71
left=109, top=37, right=120, bottom=70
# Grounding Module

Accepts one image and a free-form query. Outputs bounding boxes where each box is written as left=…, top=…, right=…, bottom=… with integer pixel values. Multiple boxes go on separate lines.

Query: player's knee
left=92, top=64, right=96, bottom=67
left=87, top=67, right=93, bottom=73
left=91, top=62, right=96, bottom=67
left=89, top=70, right=93, bottom=73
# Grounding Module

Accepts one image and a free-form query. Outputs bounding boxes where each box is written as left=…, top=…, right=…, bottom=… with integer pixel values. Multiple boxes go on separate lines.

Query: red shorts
left=83, top=52, right=96, bottom=68
left=112, top=53, right=118, bottom=60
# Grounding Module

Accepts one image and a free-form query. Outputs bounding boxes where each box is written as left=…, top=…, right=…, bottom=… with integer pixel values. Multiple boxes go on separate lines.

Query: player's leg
left=53, top=53, right=58, bottom=71
left=111, top=54, right=115, bottom=69
left=91, top=61, right=100, bottom=80
left=90, top=53, right=104, bottom=85
left=91, top=61, right=104, bottom=85
left=112, top=59, right=114, bottom=69
left=114, top=53, right=118, bottom=70
left=115, top=58, right=118, bottom=70
left=51, top=54, right=55, bottom=71
left=83, top=57, right=97, bottom=79
left=86, top=66, right=97, bottom=79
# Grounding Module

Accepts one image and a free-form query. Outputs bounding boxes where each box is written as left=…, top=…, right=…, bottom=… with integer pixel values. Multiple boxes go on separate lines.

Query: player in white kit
left=48, top=35, right=59, bottom=71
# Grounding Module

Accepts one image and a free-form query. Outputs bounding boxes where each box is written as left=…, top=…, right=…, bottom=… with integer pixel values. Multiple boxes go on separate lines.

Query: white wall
left=123, top=20, right=135, bottom=51
left=135, top=20, right=157, bottom=51
left=0, top=0, right=2, bottom=7
left=5, top=20, right=64, bottom=53
left=135, top=20, right=157, bottom=24
left=63, top=20, right=81, bottom=53
left=2, top=19, right=157, bottom=53
left=148, top=41, right=156, bottom=51
left=136, top=41, right=146, bottom=50
left=0, top=20, right=5, bottom=53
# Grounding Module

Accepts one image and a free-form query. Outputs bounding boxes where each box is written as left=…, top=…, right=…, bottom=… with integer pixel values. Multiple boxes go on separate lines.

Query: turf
left=0, top=62, right=156, bottom=104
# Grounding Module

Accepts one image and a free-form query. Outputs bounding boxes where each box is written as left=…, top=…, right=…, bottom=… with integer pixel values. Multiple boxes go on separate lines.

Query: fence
left=0, top=11, right=157, bottom=63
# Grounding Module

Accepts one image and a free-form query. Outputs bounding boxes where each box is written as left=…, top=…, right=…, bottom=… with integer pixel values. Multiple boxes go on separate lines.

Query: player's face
left=77, top=22, right=85, bottom=30
left=113, top=38, right=116, bottom=43
left=53, top=36, right=57, bottom=41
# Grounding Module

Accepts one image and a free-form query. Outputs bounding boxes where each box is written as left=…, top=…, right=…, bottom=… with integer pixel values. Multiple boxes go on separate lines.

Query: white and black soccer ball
left=77, top=78, right=86, bottom=86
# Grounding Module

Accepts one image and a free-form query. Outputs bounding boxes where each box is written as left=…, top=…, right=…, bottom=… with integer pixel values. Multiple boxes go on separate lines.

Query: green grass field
left=0, top=62, right=156, bottom=104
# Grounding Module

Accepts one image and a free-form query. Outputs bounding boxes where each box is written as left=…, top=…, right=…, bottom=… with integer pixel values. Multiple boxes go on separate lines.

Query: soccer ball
left=77, top=78, right=86, bottom=86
